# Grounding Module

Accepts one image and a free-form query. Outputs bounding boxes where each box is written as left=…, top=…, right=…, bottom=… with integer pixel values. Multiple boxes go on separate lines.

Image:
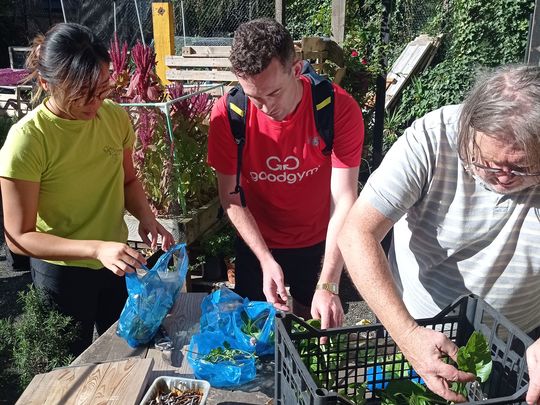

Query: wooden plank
left=182, top=46, right=231, bottom=58
left=166, top=55, right=232, bottom=68
left=70, top=321, right=147, bottom=366
left=301, top=37, right=345, bottom=67
left=331, top=0, right=346, bottom=45
left=146, top=292, right=207, bottom=381
left=526, top=0, right=540, bottom=64
left=152, top=3, right=176, bottom=85
left=385, top=35, right=441, bottom=110
left=16, top=358, right=153, bottom=405
left=166, top=69, right=237, bottom=82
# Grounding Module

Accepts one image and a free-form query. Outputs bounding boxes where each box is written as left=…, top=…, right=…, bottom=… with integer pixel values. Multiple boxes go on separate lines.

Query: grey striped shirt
left=362, top=105, right=540, bottom=332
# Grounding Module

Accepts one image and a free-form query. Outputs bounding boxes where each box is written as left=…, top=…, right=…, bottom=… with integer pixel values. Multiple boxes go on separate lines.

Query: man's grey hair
left=458, top=64, right=540, bottom=168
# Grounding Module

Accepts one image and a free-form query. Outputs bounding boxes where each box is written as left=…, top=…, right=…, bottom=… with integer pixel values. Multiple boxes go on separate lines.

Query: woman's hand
left=138, top=218, right=175, bottom=251
left=95, top=242, right=147, bottom=275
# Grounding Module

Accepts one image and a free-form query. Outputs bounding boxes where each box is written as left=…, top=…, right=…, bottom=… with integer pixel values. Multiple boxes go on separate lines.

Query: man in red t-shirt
left=207, top=18, right=364, bottom=328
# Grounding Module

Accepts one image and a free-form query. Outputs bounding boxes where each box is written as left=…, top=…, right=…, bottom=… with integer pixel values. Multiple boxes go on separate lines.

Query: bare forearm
left=319, top=196, right=355, bottom=284
left=124, top=178, right=155, bottom=222
left=339, top=214, right=417, bottom=343
left=226, top=204, right=273, bottom=264
left=5, top=231, right=101, bottom=261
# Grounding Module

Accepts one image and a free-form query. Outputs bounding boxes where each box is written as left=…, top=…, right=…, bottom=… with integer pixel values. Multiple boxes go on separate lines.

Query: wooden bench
left=164, top=37, right=346, bottom=93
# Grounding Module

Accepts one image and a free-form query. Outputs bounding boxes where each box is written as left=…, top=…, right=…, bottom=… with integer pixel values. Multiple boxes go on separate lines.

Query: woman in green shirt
left=0, top=23, right=174, bottom=356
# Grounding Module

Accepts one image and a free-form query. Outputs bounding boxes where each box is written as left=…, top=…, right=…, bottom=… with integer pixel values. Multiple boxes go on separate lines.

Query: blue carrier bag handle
left=116, top=243, right=189, bottom=347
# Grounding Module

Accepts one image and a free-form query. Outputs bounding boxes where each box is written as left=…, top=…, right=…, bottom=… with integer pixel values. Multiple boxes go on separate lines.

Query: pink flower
left=351, top=50, right=359, bottom=57
left=361, top=57, right=368, bottom=65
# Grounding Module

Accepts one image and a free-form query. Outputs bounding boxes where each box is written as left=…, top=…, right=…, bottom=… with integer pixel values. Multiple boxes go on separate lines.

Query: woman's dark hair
left=25, top=22, right=110, bottom=104
left=229, top=18, right=295, bottom=77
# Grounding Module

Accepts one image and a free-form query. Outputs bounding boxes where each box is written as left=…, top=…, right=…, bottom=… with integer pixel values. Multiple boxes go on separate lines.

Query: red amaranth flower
left=127, top=41, right=163, bottom=102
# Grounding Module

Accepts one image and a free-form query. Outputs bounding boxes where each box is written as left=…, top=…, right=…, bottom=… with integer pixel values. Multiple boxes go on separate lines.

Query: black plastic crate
left=274, top=295, right=533, bottom=404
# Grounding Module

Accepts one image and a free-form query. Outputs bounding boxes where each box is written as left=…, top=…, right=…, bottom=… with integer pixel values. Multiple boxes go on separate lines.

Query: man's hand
left=138, top=218, right=175, bottom=251
left=526, top=338, right=540, bottom=404
left=261, top=258, right=289, bottom=311
left=311, top=289, right=344, bottom=329
left=95, top=241, right=147, bottom=276
left=397, top=326, right=476, bottom=402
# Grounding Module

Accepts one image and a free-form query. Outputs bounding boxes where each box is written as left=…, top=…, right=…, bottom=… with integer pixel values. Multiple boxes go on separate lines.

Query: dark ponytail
left=25, top=23, right=111, bottom=105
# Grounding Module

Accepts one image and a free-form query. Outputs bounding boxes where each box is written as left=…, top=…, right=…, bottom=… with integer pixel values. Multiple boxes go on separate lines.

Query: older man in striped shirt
left=339, top=65, right=540, bottom=403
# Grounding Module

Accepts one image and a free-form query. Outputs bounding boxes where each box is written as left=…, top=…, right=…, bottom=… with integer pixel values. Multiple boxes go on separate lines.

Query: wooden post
left=331, top=0, right=346, bottom=45
left=275, top=0, right=286, bottom=25
left=152, top=2, right=176, bottom=85
left=526, top=0, right=540, bottom=64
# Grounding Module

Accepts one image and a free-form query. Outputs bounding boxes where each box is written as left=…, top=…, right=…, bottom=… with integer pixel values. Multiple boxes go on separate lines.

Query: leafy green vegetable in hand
left=452, top=331, right=492, bottom=395
left=456, top=331, right=492, bottom=382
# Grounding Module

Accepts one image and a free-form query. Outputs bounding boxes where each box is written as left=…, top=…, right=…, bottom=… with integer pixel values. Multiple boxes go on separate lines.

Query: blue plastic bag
left=187, top=286, right=276, bottom=387
left=116, top=243, right=188, bottom=347
left=199, top=286, right=276, bottom=355
left=187, top=331, right=256, bottom=388
left=233, top=301, right=276, bottom=356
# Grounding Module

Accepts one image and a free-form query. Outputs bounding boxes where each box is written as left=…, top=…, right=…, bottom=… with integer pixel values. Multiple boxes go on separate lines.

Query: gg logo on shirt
left=103, top=146, right=123, bottom=160
left=250, top=155, right=320, bottom=184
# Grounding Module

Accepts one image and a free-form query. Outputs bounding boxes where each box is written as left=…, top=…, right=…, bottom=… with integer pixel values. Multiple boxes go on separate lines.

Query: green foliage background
left=0, top=287, right=77, bottom=402
left=285, top=0, right=535, bottom=161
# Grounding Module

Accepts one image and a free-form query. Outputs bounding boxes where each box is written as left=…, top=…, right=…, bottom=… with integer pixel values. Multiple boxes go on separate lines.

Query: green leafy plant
left=200, top=224, right=235, bottom=259
left=375, top=380, right=446, bottom=405
left=452, top=330, right=492, bottom=396
left=376, top=331, right=492, bottom=404
left=0, top=287, right=78, bottom=393
left=201, top=341, right=256, bottom=364
left=108, top=37, right=217, bottom=216
left=394, top=0, right=534, bottom=130
left=296, top=320, right=492, bottom=404
left=240, top=310, right=274, bottom=346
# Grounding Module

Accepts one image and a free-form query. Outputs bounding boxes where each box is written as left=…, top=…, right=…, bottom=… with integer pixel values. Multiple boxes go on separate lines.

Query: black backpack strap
left=301, top=60, right=335, bottom=156
left=226, top=85, right=248, bottom=207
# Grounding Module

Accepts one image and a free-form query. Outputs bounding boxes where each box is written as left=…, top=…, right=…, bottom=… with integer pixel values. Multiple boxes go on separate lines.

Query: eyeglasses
left=470, top=161, right=540, bottom=177
left=70, top=86, right=112, bottom=105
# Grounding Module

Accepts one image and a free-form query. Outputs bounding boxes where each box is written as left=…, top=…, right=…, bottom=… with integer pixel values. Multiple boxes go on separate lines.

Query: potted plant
left=108, top=36, right=219, bottom=245
left=199, top=224, right=236, bottom=283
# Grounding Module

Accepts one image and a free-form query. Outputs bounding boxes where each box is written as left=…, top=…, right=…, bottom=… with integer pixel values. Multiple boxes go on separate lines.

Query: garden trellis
left=119, top=83, right=223, bottom=215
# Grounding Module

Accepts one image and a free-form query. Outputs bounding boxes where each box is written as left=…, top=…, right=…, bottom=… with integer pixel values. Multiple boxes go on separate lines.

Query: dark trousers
left=233, top=237, right=324, bottom=307
left=30, top=258, right=128, bottom=357
left=6, top=247, right=31, bottom=271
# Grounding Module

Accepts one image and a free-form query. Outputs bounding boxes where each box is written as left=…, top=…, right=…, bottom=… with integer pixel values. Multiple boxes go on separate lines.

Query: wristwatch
left=316, top=282, right=339, bottom=295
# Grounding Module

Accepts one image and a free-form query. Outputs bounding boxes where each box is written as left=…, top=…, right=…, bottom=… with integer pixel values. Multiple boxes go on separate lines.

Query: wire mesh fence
left=0, top=0, right=275, bottom=68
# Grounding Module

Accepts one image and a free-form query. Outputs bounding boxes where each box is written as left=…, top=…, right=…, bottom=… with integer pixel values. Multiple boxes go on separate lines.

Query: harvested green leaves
left=201, top=341, right=256, bottom=364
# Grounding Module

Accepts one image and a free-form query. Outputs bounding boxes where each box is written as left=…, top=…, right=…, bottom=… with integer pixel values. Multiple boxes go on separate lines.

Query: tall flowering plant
left=108, top=37, right=216, bottom=216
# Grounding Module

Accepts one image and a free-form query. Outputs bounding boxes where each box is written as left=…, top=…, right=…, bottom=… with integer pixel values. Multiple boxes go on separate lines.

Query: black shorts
left=31, top=258, right=127, bottom=357
left=233, top=237, right=324, bottom=307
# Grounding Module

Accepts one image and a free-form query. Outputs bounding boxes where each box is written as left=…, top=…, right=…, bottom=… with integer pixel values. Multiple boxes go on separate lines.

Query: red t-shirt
left=207, top=76, right=364, bottom=248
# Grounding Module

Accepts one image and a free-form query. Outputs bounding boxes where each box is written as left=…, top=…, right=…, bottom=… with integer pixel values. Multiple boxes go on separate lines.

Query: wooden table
left=71, top=292, right=274, bottom=405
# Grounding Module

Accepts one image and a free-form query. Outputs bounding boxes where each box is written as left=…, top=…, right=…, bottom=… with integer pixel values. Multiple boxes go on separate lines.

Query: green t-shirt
left=0, top=99, right=136, bottom=269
